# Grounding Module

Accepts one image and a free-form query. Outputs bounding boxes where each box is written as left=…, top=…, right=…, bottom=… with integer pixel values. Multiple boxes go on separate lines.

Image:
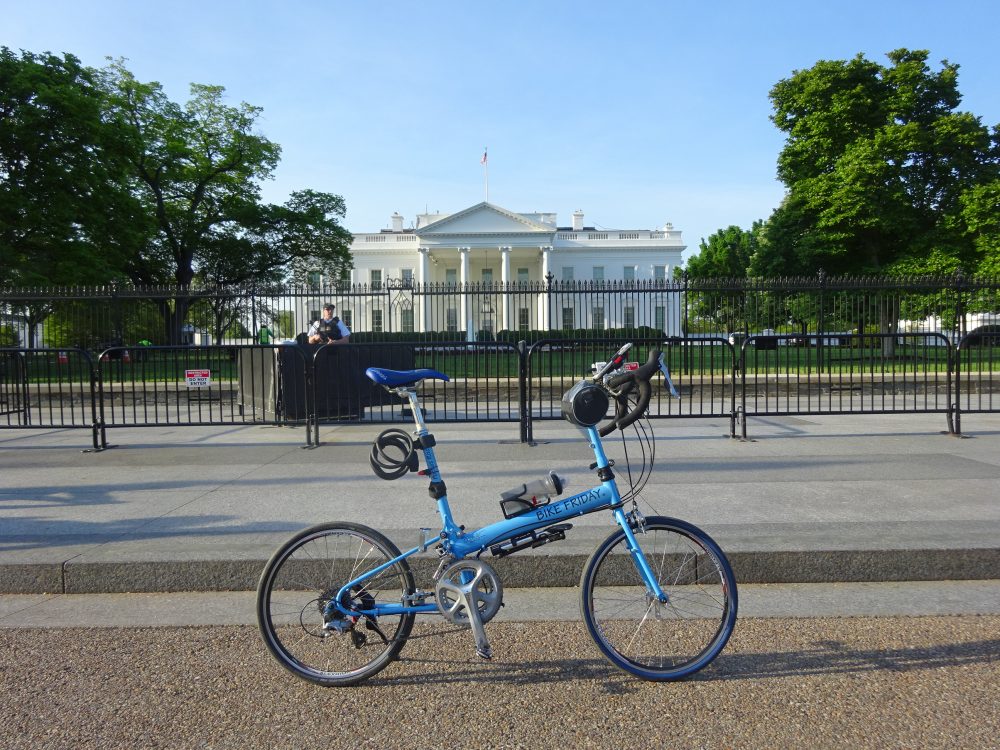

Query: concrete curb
left=4, top=546, right=997, bottom=594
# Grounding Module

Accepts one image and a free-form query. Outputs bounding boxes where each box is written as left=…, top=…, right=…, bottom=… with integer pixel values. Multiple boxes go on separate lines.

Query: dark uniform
left=315, top=317, right=343, bottom=343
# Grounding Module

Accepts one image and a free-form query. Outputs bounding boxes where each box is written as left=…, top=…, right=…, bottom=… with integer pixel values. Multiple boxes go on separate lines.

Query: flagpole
left=481, top=147, right=489, bottom=203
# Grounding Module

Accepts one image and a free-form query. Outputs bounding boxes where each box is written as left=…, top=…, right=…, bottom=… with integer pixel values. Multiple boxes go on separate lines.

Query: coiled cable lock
left=370, top=429, right=419, bottom=480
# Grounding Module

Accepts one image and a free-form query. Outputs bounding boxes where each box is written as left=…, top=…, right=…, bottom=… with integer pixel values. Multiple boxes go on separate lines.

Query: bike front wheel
left=580, top=516, right=737, bottom=681
left=256, top=522, right=416, bottom=687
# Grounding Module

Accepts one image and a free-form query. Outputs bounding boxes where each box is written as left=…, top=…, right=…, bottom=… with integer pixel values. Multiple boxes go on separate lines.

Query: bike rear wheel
left=580, top=516, right=737, bottom=681
left=256, top=522, right=415, bottom=687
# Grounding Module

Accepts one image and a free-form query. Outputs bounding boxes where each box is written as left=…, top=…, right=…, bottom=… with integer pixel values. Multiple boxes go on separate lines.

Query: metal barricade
left=737, top=333, right=955, bottom=438
left=0, top=348, right=103, bottom=450
left=524, top=337, right=738, bottom=443
left=307, top=341, right=524, bottom=446
left=954, top=331, right=1000, bottom=434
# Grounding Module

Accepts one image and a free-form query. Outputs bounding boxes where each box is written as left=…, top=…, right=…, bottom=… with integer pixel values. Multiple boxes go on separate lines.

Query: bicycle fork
left=613, top=508, right=669, bottom=604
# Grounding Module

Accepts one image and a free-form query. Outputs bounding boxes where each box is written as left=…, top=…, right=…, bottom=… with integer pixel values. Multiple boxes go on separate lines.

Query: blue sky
left=3, top=0, right=998, bottom=260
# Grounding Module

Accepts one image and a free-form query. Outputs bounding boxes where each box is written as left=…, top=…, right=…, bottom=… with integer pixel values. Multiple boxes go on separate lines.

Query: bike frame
left=332, top=387, right=667, bottom=619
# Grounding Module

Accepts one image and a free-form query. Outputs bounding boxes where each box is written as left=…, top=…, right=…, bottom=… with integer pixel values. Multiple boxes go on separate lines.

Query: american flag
left=481, top=148, right=488, bottom=166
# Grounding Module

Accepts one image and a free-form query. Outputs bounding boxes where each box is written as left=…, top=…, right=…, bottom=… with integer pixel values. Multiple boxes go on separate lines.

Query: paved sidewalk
left=3, top=581, right=1000, bottom=628
left=1, top=412, right=998, bottom=594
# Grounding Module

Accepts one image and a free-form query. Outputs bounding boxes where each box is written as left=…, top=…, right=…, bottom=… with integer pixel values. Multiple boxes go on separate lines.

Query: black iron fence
left=4, top=273, right=998, bottom=351
left=0, top=279, right=679, bottom=349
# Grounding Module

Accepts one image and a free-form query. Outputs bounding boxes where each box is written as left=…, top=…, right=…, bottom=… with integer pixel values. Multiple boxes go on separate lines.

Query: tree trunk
left=157, top=297, right=194, bottom=345
left=879, top=296, right=899, bottom=358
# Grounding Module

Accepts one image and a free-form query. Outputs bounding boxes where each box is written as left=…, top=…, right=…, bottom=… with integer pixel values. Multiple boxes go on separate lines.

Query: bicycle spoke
left=582, top=519, right=737, bottom=680
left=257, top=523, right=416, bottom=687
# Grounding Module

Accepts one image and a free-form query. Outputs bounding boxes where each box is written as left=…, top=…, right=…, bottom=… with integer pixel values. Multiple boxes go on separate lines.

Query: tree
left=98, top=61, right=281, bottom=288
left=685, top=223, right=762, bottom=279
left=96, top=60, right=353, bottom=342
left=759, top=49, right=1000, bottom=277
left=0, top=48, right=151, bottom=345
left=958, top=178, right=1000, bottom=275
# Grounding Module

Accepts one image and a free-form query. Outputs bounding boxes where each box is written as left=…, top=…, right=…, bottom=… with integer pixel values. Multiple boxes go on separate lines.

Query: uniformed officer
left=307, top=304, right=351, bottom=345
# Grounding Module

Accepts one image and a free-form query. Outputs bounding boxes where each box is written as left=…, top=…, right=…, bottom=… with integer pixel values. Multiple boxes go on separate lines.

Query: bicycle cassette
left=434, top=559, right=503, bottom=626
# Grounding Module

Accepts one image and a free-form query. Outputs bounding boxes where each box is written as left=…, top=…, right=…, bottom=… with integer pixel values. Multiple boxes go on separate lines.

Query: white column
left=418, top=248, right=429, bottom=333
left=539, top=246, right=551, bottom=330
left=460, top=247, right=472, bottom=341
left=500, top=246, right=511, bottom=331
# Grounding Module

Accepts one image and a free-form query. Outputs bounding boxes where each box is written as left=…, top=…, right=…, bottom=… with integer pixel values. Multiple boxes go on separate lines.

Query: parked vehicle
left=964, top=325, right=1000, bottom=346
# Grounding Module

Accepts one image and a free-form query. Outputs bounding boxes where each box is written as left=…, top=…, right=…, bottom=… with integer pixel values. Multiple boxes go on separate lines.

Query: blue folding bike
left=256, top=343, right=738, bottom=686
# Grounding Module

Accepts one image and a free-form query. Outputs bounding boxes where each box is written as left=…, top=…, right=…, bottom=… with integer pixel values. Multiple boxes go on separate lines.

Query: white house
left=309, top=201, right=685, bottom=338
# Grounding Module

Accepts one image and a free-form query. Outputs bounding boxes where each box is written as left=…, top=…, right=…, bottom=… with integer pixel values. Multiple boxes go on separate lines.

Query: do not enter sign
left=185, top=369, right=211, bottom=388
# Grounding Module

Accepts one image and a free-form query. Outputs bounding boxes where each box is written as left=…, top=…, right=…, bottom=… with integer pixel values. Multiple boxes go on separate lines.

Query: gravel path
left=3, top=615, right=998, bottom=749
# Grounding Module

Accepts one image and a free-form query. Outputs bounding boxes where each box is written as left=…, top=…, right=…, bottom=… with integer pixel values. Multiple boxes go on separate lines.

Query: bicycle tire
left=580, top=516, right=737, bottom=681
left=256, top=521, right=416, bottom=687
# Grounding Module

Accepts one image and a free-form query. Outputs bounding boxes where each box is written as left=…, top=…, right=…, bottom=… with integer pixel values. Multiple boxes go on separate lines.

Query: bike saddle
left=365, top=367, right=450, bottom=387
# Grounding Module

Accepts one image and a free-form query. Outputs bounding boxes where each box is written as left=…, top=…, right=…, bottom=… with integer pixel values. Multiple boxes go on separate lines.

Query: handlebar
left=596, top=346, right=679, bottom=436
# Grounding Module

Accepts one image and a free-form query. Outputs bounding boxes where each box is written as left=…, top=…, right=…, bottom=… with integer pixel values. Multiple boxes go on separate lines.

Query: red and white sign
left=185, top=369, right=211, bottom=388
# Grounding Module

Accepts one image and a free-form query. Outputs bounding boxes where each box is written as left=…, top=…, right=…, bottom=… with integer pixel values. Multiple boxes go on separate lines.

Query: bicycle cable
left=614, top=401, right=660, bottom=513
left=370, top=428, right=419, bottom=480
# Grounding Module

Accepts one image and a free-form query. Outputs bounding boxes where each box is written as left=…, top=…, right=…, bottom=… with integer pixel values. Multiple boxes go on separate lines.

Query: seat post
left=397, top=386, right=429, bottom=434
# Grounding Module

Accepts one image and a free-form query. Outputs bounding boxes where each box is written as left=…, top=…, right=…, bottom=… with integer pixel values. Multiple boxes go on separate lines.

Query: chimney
left=391, top=212, right=404, bottom=232
left=572, top=210, right=584, bottom=231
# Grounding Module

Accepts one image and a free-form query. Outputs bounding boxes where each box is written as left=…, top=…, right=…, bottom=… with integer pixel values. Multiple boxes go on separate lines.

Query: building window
left=624, top=306, right=635, bottom=328
left=517, top=267, right=530, bottom=283
left=481, top=268, right=493, bottom=284
left=561, top=267, right=574, bottom=282
left=307, top=271, right=321, bottom=289
left=445, top=268, right=458, bottom=286
left=401, top=308, right=414, bottom=332
left=655, top=306, right=666, bottom=331
left=518, top=307, right=530, bottom=331
left=623, top=266, right=636, bottom=282
left=446, top=308, right=458, bottom=332
left=309, top=308, right=320, bottom=324
left=592, top=306, right=605, bottom=330
left=370, top=269, right=383, bottom=290
left=653, top=265, right=666, bottom=282
left=401, top=268, right=414, bottom=286
left=562, top=307, right=574, bottom=330
left=341, top=309, right=352, bottom=328
left=372, top=309, right=383, bottom=332
left=593, top=266, right=604, bottom=282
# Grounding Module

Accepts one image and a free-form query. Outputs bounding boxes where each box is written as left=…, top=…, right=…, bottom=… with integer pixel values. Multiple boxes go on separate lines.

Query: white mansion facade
left=312, top=202, right=685, bottom=338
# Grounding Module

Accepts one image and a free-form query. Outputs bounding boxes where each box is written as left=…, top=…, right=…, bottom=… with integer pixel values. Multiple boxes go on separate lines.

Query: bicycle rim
left=257, top=523, right=415, bottom=687
left=580, top=517, right=737, bottom=680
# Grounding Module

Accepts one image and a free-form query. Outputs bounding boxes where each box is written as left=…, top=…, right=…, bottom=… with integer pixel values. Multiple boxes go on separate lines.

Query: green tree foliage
left=97, top=62, right=353, bottom=289
left=958, top=178, right=1000, bottom=275
left=686, top=224, right=761, bottom=279
left=95, top=60, right=352, bottom=341
left=98, top=60, right=278, bottom=288
left=2, top=52, right=355, bottom=344
left=0, top=48, right=145, bottom=288
left=684, top=224, right=763, bottom=334
left=757, top=49, right=1000, bottom=276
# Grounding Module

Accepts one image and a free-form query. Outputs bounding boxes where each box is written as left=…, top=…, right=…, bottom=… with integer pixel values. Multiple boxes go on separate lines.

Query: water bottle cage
left=500, top=495, right=550, bottom=519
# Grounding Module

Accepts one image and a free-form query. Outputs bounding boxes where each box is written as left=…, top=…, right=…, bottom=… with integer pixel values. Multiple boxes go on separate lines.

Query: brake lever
left=658, top=352, right=680, bottom=399
left=592, top=342, right=632, bottom=382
